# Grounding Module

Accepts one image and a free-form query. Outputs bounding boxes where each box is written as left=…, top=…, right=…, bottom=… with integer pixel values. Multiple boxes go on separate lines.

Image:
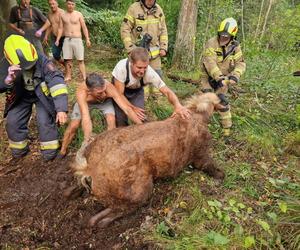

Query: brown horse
left=73, top=93, right=225, bottom=227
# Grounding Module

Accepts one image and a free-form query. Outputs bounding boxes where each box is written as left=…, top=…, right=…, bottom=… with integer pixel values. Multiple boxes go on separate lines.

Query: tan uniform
left=121, top=1, right=168, bottom=70
left=200, top=36, right=246, bottom=132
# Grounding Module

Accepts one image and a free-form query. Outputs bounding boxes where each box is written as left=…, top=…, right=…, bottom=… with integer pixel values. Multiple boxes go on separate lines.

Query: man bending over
left=59, top=73, right=142, bottom=157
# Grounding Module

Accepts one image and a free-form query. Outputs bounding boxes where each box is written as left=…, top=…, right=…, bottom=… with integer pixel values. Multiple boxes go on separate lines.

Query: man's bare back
left=48, top=8, right=64, bottom=37
left=77, top=82, right=110, bottom=105
left=61, top=11, right=83, bottom=38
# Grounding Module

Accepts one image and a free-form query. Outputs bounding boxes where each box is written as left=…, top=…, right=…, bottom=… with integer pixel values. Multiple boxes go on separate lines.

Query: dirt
left=0, top=104, right=167, bottom=250
left=0, top=147, right=172, bottom=249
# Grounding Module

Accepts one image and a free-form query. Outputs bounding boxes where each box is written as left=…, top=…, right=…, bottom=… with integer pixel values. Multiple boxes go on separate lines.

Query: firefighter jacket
left=201, top=36, right=246, bottom=83
left=121, top=1, right=168, bottom=59
left=0, top=54, right=68, bottom=118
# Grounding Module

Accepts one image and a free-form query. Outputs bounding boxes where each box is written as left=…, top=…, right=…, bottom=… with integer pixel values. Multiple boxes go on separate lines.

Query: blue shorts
left=51, top=36, right=65, bottom=61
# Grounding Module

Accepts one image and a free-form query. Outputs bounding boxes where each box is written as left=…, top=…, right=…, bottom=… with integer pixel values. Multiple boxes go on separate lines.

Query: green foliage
left=204, top=231, right=230, bottom=246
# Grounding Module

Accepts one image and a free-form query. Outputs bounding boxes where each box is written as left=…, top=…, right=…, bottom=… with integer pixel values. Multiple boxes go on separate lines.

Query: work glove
left=228, top=75, right=239, bottom=84
left=217, top=93, right=229, bottom=106
left=215, top=78, right=225, bottom=89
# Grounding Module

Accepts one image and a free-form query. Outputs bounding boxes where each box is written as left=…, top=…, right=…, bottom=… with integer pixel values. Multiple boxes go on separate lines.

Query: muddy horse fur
left=73, top=93, right=225, bottom=227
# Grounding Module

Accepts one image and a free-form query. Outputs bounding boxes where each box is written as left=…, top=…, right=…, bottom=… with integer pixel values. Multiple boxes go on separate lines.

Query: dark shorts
left=51, top=36, right=64, bottom=61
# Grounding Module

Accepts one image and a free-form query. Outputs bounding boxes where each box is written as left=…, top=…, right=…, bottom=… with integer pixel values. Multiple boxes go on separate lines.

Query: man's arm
left=159, top=86, right=190, bottom=119
left=120, top=5, right=136, bottom=53
left=35, top=19, right=51, bottom=37
left=8, top=23, right=25, bottom=35
left=43, top=26, right=52, bottom=45
left=8, top=7, right=25, bottom=35
left=43, top=58, right=68, bottom=124
left=158, top=8, right=168, bottom=56
left=79, top=13, right=91, bottom=48
left=107, top=83, right=142, bottom=124
left=202, top=41, right=224, bottom=82
left=76, top=85, right=93, bottom=140
left=228, top=45, right=246, bottom=84
left=113, top=79, right=145, bottom=121
left=0, top=62, right=21, bottom=92
left=55, top=15, right=63, bottom=46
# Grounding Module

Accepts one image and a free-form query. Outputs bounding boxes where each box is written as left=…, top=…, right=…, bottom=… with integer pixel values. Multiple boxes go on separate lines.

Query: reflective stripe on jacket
left=201, top=36, right=246, bottom=82
left=0, top=54, right=68, bottom=118
left=121, top=1, right=168, bottom=56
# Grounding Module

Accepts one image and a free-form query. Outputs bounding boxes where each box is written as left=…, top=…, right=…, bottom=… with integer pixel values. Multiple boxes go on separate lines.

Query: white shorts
left=71, top=99, right=115, bottom=120
left=63, top=37, right=84, bottom=60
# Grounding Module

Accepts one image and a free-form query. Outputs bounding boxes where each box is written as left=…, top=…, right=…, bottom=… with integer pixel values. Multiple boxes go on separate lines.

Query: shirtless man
left=55, top=0, right=91, bottom=82
left=59, top=73, right=142, bottom=157
left=44, top=0, right=65, bottom=65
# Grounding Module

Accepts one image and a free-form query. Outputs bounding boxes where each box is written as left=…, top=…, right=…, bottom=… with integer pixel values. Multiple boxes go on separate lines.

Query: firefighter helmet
left=218, top=18, right=238, bottom=37
left=4, top=35, right=38, bottom=69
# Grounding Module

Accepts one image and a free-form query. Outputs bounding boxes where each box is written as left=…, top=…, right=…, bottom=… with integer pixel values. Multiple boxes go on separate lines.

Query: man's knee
left=105, top=114, right=116, bottom=130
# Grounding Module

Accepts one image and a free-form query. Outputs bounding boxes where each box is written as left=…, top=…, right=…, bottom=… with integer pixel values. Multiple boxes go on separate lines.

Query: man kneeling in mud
left=59, top=73, right=142, bottom=157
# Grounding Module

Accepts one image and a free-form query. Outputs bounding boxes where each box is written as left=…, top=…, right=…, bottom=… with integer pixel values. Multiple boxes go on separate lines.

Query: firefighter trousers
left=6, top=92, right=60, bottom=160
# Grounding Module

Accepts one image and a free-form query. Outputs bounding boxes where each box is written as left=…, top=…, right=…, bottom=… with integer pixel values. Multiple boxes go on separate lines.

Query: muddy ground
left=0, top=147, right=174, bottom=249
left=0, top=95, right=171, bottom=250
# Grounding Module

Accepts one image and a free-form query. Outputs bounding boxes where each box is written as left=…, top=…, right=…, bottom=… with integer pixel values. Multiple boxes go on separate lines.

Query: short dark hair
left=129, top=47, right=149, bottom=64
left=86, top=73, right=105, bottom=89
left=66, top=0, right=75, bottom=3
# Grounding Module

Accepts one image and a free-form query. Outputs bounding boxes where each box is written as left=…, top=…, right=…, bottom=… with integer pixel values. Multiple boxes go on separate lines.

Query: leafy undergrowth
left=143, top=50, right=300, bottom=249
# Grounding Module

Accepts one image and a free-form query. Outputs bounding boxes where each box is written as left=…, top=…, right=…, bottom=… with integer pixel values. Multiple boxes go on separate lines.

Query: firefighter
left=121, top=0, right=168, bottom=77
left=200, top=17, right=246, bottom=138
left=0, top=35, right=68, bottom=161
left=8, top=0, right=50, bottom=55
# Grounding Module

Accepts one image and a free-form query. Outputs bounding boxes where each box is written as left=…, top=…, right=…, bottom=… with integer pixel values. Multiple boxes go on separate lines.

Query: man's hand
left=18, top=28, right=25, bottom=36
left=171, top=106, right=191, bottom=120
left=86, top=39, right=91, bottom=48
left=35, top=29, right=43, bottom=38
left=132, top=105, right=146, bottom=121
left=5, top=65, right=21, bottom=85
left=160, top=49, right=167, bottom=57
left=55, top=39, right=60, bottom=47
left=56, top=112, right=68, bottom=125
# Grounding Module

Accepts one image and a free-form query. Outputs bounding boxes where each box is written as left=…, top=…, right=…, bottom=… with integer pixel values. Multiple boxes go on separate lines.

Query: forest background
left=0, top=0, right=299, bottom=249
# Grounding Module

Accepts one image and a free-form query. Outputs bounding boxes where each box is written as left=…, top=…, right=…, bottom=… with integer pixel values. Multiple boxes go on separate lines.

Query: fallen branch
left=167, top=73, right=200, bottom=85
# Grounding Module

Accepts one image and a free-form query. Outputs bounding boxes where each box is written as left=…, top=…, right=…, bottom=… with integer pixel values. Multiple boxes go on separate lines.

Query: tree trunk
left=200, top=0, right=214, bottom=62
left=172, top=0, right=199, bottom=71
left=260, top=0, right=274, bottom=42
left=241, top=0, right=245, bottom=50
left=0, top=0, right=16, bottom=56
left=254, top=0, right=265, bottom=42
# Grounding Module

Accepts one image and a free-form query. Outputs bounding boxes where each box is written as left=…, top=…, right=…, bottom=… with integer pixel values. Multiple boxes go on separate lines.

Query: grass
left=143, top=49, right=300, bottom=249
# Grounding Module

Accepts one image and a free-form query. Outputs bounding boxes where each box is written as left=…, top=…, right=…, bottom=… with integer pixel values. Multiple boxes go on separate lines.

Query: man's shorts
left=71, top=99, right=115, bottom=120
left=52, top=36, right=65, bottom=61
left=63, top=37, right=84, bottom=61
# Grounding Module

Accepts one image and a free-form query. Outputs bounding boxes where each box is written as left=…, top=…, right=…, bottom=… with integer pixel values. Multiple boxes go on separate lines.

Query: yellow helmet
left=4, top=35, right=38, bottom=69
left=218, top=18, right=238, bottom=37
